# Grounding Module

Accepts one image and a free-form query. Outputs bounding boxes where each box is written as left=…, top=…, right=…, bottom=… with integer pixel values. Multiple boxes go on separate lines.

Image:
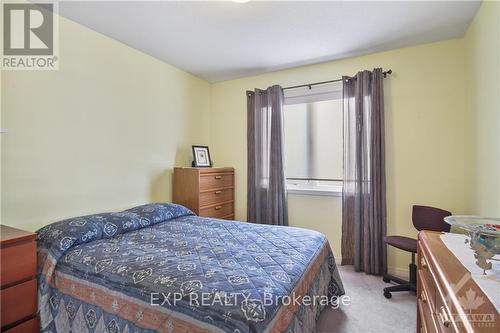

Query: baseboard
left=336, top=258, right=409, bottom=279
left=387, top=266, right=409, bottom=279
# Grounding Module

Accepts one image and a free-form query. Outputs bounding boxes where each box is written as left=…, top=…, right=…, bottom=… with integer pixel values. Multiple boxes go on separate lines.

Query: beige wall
left=210, top=39, right=468, bottom=273
left=1, top=15, right=211, bottom=231
left=464, top=1, right=500, bottom=217
left=288, top=194, right=342, bottom=257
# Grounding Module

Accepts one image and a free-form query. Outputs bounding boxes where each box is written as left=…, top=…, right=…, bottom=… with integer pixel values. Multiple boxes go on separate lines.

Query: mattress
left=37, top=203, right=344, bottom=333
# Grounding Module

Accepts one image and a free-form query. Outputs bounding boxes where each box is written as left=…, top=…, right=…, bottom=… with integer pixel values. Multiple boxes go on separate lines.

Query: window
left=284, top=82, right=343, bottom=196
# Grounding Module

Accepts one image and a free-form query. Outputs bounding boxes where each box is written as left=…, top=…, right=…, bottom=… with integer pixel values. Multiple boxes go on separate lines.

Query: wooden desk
left=0, top=225, right=39, bottom=332
left=417, top=231, right=498, bottom=333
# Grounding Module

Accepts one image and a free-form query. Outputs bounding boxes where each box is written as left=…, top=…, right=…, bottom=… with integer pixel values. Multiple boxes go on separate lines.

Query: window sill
left=287, top=186, right=342, bottom=197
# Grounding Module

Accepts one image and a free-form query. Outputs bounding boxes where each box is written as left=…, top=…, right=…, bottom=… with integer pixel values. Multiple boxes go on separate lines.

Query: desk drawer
left=200, top=173, right=234, bottom=191
left=1, top=241, right=36, bottom=287
left=3, top=317, right=39, bottom=333
left=200, top=188, right=234, bottom=207
left=199, top=202, right=233, bottom=219
left=1, top=279, right=37, bottom=328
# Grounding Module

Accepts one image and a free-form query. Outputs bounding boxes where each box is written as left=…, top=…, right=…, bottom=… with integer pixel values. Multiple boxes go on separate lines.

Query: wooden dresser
left=0, top=225, right=39, bottom=333
left=173, top=167, right=235, bottom=219
left=417, top=231, right=498, bottom=333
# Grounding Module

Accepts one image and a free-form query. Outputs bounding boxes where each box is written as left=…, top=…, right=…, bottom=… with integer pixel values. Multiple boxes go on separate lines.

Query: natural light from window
left=284, top=83, right=343, bottom=196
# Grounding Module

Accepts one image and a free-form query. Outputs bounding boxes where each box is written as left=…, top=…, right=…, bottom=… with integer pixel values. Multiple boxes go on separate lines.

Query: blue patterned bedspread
left=37, top=203, right=344, bottom=333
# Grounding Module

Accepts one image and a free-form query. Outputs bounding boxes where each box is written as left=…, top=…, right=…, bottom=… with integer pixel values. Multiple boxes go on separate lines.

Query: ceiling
left=56, top=1, right=480, bottom=83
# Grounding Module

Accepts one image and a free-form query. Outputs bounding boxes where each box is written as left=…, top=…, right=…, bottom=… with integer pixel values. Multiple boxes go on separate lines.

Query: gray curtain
left=341, top=68, right=387, bottom=275
left=247, top=85, right=288, bottom=226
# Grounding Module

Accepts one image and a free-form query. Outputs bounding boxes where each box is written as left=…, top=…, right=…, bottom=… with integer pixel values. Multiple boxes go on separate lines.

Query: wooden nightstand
left=173, top=167, right=235, bottom=219
left=0, top=225, right=39, bottom=333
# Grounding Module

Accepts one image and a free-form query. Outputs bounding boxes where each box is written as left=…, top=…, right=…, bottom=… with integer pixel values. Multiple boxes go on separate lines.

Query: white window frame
left=286, top=179, right=342, bottom=197
left=284, top=82, right=343, bottom=197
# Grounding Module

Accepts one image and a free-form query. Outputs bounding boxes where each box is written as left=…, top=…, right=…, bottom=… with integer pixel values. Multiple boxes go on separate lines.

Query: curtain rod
left=283, top=69, right=392, bottom=91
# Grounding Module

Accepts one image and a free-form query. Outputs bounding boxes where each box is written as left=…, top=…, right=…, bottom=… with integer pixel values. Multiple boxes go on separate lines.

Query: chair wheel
left=384, top=291, right=392, bottom=299
left=382, top=276, right=391, bottom=283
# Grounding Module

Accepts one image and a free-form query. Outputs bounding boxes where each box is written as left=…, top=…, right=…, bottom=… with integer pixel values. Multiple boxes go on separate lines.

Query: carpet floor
left=317, top=265, right=416, bottom=333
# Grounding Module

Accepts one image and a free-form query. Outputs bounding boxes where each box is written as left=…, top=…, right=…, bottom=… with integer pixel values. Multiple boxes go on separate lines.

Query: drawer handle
left=214, top=190, right=222, bottom=194
left=215, top=176, right=222, bottom=180
left=421, top=290, right=427, bottom=303
left=215, top=206, right=222, bottom=210
left=421, top=257, right=428, bottom=269
left=438, top=306, right=451, bottom=328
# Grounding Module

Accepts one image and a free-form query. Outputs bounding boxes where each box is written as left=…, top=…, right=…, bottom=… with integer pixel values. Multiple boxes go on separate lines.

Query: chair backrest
left=412, top=205, right=451, bottom=232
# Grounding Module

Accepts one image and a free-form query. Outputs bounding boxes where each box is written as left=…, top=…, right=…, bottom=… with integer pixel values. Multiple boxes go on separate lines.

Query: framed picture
left=192, top=145, right=212, bottom=167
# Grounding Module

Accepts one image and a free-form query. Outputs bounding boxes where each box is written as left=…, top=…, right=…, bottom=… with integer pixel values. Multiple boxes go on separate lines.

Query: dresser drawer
left=434, top=286, right=460, bottom=333
left=200, top=188, right=234, bottom=207
left=418, top=298, right=439, bottom=333
left=3, top=317, right=39, bottom=333
left=199, top=202, right=234, bottom=219
left=1, top=241, right=37, bottom=287
left=1, top=279, right=37, bottom=328
left=418, top=268, right=436, bottom=312
left=434, top=304, right=454, bottom=333
left=200, top=173, right=234, bottom=191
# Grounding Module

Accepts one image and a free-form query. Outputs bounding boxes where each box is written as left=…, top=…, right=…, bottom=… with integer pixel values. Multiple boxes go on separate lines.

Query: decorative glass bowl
left=444, top=216, right=500, bottom=275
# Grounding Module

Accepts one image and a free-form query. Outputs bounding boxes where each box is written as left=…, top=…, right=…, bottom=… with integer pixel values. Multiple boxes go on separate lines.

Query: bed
left=37, top=203, right=344, bottom=333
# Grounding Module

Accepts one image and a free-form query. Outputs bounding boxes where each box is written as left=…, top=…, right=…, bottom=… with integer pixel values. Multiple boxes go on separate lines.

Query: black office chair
left=382, top=205, right=451, bottom=299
